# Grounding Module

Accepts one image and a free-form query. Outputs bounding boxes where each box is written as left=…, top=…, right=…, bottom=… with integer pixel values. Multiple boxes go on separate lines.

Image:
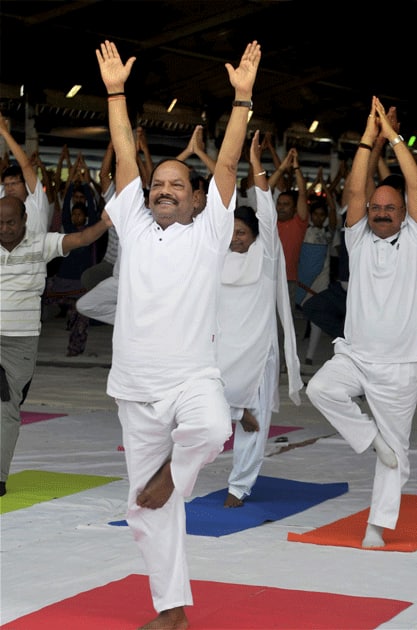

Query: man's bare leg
left=139, top=606, right=189, bottom=629
left=240, top=408, right=259, bottom=432
left=362, top=523, right=385, bottom=548
left=136, top=461, right=174, bottom=509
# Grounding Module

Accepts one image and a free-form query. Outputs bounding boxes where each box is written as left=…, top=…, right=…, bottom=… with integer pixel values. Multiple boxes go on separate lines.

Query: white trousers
left=306, top=347, right=417, bottom=529
left=76, top=276, right=118, bottom=325
left=228, top=348, right=277, bottom=500
left=117, top=377, right=232, bottom=613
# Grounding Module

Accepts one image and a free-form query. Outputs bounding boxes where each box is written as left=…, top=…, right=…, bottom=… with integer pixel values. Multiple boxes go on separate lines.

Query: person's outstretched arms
left=267, top=147, right=293, bottom=192
left=365, top=105, right=398, bottom=199
left=176, top=125, right=217, bottom=174
left=62, top=218, right=109, bottom=255
left=0, top=112, right=37, bottom=193
left=99, top=140, right=115, bottom=195
left=192, top=125, right=217, bottom=174
left=291, top=149, right=308, bottom=221
left=375, top=97, right=417, bottom=222
left=249, top=129, right=268, bottom=193
left=346, top=96, right=379, bottom=227
left=214, top=40, right=261, bottom=207
left=96, top=40, right=138, bottom=192
left=135, top=126, right=154, bottom=188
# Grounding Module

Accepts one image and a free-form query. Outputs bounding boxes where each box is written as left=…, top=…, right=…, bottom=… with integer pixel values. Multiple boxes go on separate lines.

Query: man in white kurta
left=96, top=38, right=262, bottom=628
left=306, top=97, right=417, bottom=547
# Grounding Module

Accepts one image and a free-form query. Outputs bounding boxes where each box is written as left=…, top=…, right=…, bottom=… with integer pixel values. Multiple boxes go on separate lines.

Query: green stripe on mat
left=0, top=470, right=122, bottom=514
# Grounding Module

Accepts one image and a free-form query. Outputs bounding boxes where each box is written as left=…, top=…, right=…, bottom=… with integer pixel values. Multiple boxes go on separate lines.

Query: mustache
left=373, top=217, right=392, bottom=223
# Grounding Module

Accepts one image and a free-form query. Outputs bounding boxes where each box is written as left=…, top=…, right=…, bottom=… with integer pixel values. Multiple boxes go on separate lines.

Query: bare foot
left=139, top=606, right=189, bottom=629
left=136, top=461, right=174, bottom=509
left=240, top=408, right=259, bottom=432
left=224, top=492, right=244, bottom=507
left=372, top=433, right=397, bottom=469
left=362, top=523, right=385, bottom=548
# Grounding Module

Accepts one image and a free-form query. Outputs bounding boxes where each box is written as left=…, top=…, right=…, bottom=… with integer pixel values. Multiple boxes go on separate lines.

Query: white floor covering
left=1, top=318, right=416, bottom=628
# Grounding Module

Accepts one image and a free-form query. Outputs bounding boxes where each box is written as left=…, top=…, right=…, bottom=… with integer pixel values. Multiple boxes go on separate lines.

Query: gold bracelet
left=254, top=170, right=266, bottom=177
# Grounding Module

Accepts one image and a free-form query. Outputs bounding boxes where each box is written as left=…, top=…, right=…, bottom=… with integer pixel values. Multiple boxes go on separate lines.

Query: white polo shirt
left=1, top=230, right=65, bottom=336
left=105, top=176, right=235, bottom=401
left=343, top=214, right=417, bottom=362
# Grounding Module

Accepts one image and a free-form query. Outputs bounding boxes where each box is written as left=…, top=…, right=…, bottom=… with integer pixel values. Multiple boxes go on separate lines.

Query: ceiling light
left=66, top=85, right=82, bottom=98
left=248, top=110, right=253, bottom=122
left=167, top=98, right=177, bottom=113
left=309, top=120, right=319, bottom=133
left=20, top=84, right=24, bottom=97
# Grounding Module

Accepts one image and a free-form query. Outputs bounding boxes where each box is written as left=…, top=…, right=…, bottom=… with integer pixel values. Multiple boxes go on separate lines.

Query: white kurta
left=105, top=176, right=235, bottom=612
left=217, top=188, right=280, bottom=410
left=217, top=187, right=302, bottom=499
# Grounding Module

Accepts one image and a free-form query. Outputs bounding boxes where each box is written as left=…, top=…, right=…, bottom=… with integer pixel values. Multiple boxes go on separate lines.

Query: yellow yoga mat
left=0, top=470, right=122, bottom=514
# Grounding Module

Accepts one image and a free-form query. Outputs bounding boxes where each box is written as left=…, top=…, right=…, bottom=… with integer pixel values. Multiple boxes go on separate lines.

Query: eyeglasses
left=367, top=203, right=404, bottom=213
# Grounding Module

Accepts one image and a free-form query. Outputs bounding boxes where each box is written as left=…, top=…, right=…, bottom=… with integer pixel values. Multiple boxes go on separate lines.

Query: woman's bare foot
left=240, top=408, right=259, bottom=432
left=136, top=461, right=174, bottom=509
left=362, top=523, right=385, bottom=548
left=224, top=492, right=244, bottom=507
left=139, top=606, right=189, bottom=629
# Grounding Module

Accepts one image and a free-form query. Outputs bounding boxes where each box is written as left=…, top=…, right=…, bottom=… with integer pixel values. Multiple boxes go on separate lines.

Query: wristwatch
left=389, top=135, right=404, bottom=148
left=232, top=100, right=253, bottom=110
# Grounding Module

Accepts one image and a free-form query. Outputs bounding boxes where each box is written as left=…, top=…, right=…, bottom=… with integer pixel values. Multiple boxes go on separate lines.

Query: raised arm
left=346, top=96, right=380, bottom=227
left=177, top=125, right=217, bottom=175
left=267, top=147, right=293, bottom=193
left=96, top=40, right=138, bottom=192
left=374, top=97, right=417, bottom=222
left=62, top=219, right=109, bottom=255
left=99, top=140, right=115, bottom=195
left=214, top=40, right=261, bottom=208
left=291, top=149, right=308, bottom=221
left=249, top=129, right=268, bottom=193
left=365, top=105, right=398, bottom=199
left=0, top=112, right=38, bottom=193
left=135, top=126, right=154, bottom=188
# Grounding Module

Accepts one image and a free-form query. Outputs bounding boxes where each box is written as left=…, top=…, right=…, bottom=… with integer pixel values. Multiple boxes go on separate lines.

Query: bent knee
left=306, top=374, right=323, bottom=404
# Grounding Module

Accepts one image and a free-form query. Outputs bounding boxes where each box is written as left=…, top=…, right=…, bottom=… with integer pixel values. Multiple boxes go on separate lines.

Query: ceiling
left=1, top=0, right=417, bottom=166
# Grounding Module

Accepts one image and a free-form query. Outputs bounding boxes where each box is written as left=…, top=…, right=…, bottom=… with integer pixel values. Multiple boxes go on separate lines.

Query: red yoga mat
left=1, top=573, right=411, bottom=630
left=21, top=411, right=67, bottom=425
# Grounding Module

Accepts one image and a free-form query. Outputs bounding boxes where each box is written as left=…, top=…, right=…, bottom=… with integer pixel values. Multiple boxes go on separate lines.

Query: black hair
left=234, top=205, right=259, bottom=237
left=1, top=164, right=24, bottom=183
left=149, top=158, right=192, bottom=187
left=72, top=184, right=86, bottom=195
left=309, top=197, right=329, bottom=215
left=278, top=189, right=298, bottom=204
left=71, top=201, right=88, bottom=214
left=189, top=169, right=209, bottom=193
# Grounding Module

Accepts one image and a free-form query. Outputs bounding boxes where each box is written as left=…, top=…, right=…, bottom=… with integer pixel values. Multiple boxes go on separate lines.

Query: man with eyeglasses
left=0, top=112, right=50, bottom=233
left=307, top=96, right=417, bottom=548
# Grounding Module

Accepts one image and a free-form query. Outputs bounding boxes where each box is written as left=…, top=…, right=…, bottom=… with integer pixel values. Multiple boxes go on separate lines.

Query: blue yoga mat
left=109, top=476, right=348, bottom=537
